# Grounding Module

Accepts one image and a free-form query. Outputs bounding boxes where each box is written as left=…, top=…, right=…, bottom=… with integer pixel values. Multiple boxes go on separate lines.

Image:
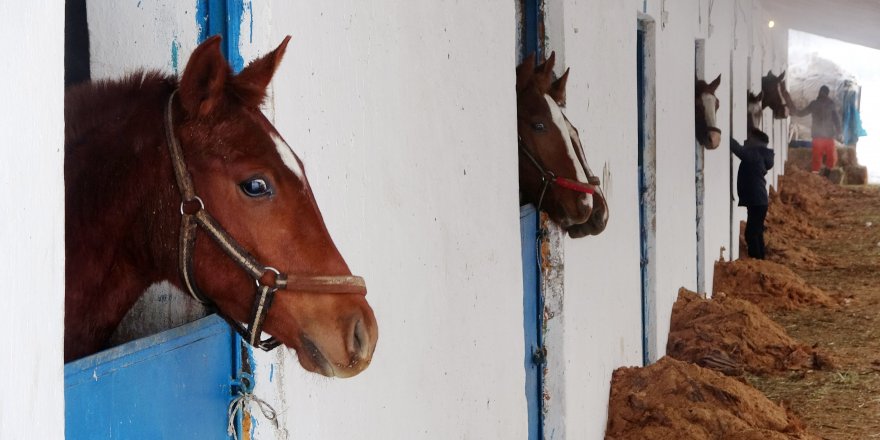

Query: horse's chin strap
left=518, top=135, right=599, bottom=213
left=163, top=90, right=367, bottom=351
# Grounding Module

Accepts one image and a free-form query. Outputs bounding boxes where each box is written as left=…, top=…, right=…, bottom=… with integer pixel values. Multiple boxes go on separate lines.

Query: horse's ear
left=549, top=67, right=570, bottom=106
left=516, top=53, right=536, bottom=91
left=756, top=91, right=764, bottom=101
left=708, top=74, right=721, bottom=92
left=536, top=51, right=556, bottom=74
left=534, top=51, right=556, bottom=92
left=778, top=70, right=785, bottom=81
left=232, top=36, right=292, bottom=108
left=179, top=35, right=231, bottom=117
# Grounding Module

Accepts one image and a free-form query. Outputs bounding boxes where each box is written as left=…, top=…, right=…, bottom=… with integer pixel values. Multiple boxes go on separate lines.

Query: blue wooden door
left=520, top=204, right=543, bottom=440
left=65, top=315, right=235, bottom=439
left=636, top=25, right=653, bottom=366
left=519, top=2, right=545, bottom=436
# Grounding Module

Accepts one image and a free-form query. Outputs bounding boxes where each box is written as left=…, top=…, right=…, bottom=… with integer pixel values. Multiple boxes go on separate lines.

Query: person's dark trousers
left=745, top=204, right=769, bottom=259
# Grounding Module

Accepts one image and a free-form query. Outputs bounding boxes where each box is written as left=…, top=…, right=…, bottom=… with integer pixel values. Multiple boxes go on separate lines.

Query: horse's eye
left=239, top=178, right=273, bottom=198
left=532, top=122, right=546, bottom=132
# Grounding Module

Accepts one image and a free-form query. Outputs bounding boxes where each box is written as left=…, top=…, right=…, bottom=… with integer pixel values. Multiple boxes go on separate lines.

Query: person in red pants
left=791, top=85, right=841, bottom=173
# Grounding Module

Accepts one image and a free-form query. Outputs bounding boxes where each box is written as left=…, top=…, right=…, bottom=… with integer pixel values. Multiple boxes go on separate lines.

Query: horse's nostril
left=353, top=320, right=364, bottom=354
left=348, top=317, right=368, bottom=360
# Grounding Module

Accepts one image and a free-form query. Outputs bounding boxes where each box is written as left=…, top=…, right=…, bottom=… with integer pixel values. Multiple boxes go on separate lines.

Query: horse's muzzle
left=706, top=127, right=722, bottom=150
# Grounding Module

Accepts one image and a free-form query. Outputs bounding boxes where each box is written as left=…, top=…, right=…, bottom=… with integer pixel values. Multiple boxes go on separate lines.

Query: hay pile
left=713, top=259, right=837, bottom=312
left=667, top=289, right=832, bottom=375
left=777, top=165, right=842, bottom=214
left=761, top=167, right=835, bottom=268
left=761, top=190, right=823, bottom=269
left=605, top=357, right=819, bottom=440
left=741, top=165, right=843, bottom=268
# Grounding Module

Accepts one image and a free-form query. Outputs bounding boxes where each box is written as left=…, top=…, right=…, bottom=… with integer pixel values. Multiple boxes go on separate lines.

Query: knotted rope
left=227, top=374, right=282, bottom=440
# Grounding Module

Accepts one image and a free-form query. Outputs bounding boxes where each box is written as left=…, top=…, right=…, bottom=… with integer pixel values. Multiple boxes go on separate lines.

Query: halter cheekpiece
left=163, top=90, right=367, bottom=350
left=518, top=133, right=600, bottom=213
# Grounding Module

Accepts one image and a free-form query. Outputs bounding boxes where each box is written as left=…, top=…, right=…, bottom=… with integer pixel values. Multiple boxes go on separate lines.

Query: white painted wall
left=552, top=2, right=644, bottom=438
left=261, top=2, right=527, bottom=438
left=702, top=0, right=735, bottom=294
left=88, top=1, right=201, bottom=79
left=642, top=0, right=701, bottom=367
left=0, top=2, right=65, bottom=438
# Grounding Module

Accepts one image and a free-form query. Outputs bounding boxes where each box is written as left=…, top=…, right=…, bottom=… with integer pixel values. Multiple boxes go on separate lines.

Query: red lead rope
left=554, top=176, right=595, bottom=194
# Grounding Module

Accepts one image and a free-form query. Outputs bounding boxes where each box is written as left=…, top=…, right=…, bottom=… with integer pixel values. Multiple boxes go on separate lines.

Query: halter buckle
left=180, top=196, right=205, bottom=215
left=256, top=266, right=285, bottom=289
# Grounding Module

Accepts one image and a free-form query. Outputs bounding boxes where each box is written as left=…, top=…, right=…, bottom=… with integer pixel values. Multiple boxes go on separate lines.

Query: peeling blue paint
left=269, top=363, right=274, bottom=382
left=170, top=39, right=180, bottom=75
left=195, top=0, right=245, bottom=73
left=195, top=0, right=209, bottom=42
left=246, top=1, right=254, bottom=44
left=226, top=0, right=245, bottom=72
left=245, top=342, right=257, bottom=440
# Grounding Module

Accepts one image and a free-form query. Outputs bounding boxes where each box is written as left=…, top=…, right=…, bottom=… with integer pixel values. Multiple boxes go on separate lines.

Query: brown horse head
left=64, top=37, right=377, bottom=378
left=695, top=74, right=722, bottom=149
left=516, top=52, right=609, bottom=237
left=175, top=37, right=378, bottom=378
left=762, top=70, right=789, bottom=119
left=747, top=90, right=764, bottom=131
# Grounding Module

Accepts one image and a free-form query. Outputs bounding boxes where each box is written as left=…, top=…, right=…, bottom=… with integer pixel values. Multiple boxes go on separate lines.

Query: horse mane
left=65, top=71, right=176, bottom=147
left=64, top=70, right=183, bottom=268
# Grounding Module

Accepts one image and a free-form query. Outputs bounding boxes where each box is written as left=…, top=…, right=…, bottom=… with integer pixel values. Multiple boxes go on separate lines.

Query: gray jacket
left=793, top=96, right=841, bottom=139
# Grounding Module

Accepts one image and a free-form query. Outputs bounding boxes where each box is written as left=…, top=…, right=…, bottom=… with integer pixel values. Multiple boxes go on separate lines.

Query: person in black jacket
left=731, top=129, right=775, bottom=259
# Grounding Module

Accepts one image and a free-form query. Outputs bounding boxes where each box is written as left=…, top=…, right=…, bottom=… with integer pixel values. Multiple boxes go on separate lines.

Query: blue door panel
left=65, top=315, right=234, bottom=439
left=637, top=26, right=652, bottom=366
left=520, top=204, right=542, bottom=440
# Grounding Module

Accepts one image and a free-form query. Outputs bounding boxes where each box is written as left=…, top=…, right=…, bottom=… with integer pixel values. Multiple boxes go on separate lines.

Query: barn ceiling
left=763, top=0, right=880, bottom=50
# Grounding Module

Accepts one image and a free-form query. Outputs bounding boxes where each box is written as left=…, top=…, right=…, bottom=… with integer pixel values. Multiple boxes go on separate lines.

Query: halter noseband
left=164, top=90, right=366, bottom=351
left=518, top=135, right=600, bottom=213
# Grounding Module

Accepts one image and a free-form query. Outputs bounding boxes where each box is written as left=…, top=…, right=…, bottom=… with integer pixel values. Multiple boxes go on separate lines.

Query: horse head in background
left=747, top=90, right=764, bottom=131
left=762, top=70, right=790, bottom=119
left=65, top=36, right=377, bottom=378
left=695, top=74, right=722, bottom=149
left=516, top=52, right=609, bottom=238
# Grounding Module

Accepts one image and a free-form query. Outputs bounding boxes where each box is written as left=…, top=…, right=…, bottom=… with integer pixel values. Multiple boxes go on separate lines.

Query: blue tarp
left=841, top=87, right=867, bottom=145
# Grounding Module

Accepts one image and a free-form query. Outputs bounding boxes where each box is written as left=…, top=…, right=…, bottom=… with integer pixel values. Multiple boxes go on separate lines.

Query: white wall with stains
left=262, top=2, right=528, bottom=438
left=0, top=3, right=65, bottom=439
left=549, top=1, right=644, bottom=438
left=88, top=1, right=201, bottom=79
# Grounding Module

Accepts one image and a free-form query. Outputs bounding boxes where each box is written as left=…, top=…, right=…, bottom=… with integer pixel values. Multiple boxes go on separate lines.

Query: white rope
left=227, top=389, right=280, bottom=440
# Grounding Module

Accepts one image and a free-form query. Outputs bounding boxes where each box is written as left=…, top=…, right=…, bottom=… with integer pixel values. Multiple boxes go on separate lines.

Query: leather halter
left=518, top=131, right=600, bottom=214
left=163, top=90, right=367, bottom=350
